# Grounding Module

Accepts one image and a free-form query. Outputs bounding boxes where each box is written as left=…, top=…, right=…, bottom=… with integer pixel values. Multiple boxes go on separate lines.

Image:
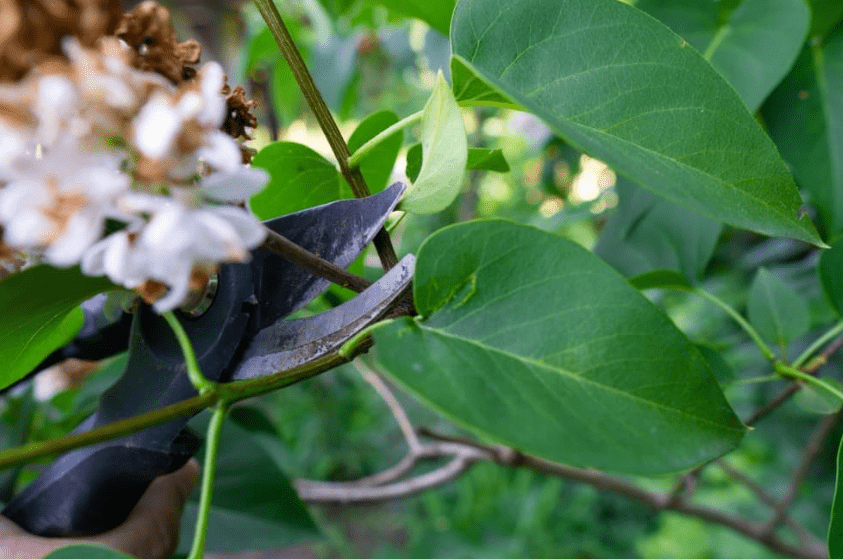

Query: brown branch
left=261, top=228, right=371, bottom=293
left=765, top=413, right=840, bottom=535
left=252, top=0, right=398, bottom=271
left=299, top=427, right=828, bottom=559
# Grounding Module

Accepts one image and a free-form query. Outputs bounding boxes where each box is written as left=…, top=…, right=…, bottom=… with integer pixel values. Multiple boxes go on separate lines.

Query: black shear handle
left=2, top=428, right=201, bottom=537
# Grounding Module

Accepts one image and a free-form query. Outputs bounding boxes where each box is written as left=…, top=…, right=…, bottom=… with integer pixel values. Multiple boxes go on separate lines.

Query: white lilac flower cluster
left=0, top=37, right=269, bottom=311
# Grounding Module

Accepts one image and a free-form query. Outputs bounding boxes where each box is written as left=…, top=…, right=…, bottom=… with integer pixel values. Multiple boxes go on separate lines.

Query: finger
left=90, top=459, right=200, bottom=559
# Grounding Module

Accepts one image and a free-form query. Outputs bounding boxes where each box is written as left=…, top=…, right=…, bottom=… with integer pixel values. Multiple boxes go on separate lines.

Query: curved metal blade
left=230, top=254, right=414, bottom=381
left=250, top=182, right=405, bottom=330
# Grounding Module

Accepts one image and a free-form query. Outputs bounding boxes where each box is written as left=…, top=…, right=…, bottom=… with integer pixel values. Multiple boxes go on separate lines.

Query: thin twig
left=299, top=428, right=828, bottom=559
left=252, top=0, right=398, bottom=270
left=357, top=363, right=421, bottom=452
left=766, top=413, right=840, bottom=534
left=261, top=228, right=371, bottom=293
left=718, top=460, right=823, bottom=548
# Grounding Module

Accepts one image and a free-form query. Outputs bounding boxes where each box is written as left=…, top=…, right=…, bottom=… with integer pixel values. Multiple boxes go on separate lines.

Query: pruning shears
left=2, top=182, right=414, bottom=537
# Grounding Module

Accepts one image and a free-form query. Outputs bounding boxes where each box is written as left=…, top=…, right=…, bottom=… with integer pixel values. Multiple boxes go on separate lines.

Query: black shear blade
left=232, top=254, right=414, bottom=380
left=252, top=182, right=406, bottom=329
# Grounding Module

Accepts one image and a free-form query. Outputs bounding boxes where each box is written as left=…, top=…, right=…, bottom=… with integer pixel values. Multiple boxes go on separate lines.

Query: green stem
left=347, top=111, right=423, bottom=168
left=775, top=362, right=843, bottom=403
left=792, top=320, right=843, bottom=370
left=187, top=402, right=229, bottom=559
left=252, top=0, right=398, bottom=270
left=692, top=288, right=777, bottom=362
left=162, top=311, right=216, bottom=395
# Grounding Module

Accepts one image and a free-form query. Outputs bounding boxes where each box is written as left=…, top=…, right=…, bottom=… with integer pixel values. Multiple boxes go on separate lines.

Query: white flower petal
left=134, top=94, right=182, bottom=160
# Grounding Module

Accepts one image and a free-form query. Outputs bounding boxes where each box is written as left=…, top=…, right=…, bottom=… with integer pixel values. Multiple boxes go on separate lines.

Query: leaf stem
left=775, top=362, right=843, bottom=403
left=187, top=402, right=229, bottom=559
left=693, top=288, right=777, bottom=362
left=162, top=311, right=216, bottom=395
left=792, top=320, right=843, bottom=370
left=347, top=111, right=423, bottom=168
left=0, top=350, right=361, bottom=470
left=252, top=0, right=398, bottom=270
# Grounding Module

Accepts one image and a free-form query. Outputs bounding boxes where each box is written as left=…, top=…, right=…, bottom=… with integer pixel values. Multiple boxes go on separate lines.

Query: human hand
left=0, top=459, right=200, bottom=559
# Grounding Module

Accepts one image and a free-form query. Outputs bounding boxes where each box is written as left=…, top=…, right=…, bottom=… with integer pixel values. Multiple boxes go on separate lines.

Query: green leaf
left=747, top=267, right=811, bottom=349
left=628, top=270, right=693, bottom=292
left=820, top=237, right=843, bottom=315
left=450, top=0, right=823, bottom=246
left=0, top=266, right=115, bottom=391
left=348, top=110, right=403, bottom=195
left=794, top=377, right=843, bottom=414
left=406, top=144, right=509, bottom=183
left=808, top=0, right=843, bottom=41
left=249, top=142, right=345, bottom=219
left=830, top=433, right=843, bottom=556
left=764, top=29, right=843, bottom=235
left=405, top=143, right=423, bottom=183
left=638, top=0, right=809, bottom=111
left=401, top=72, right=468, bottom=214
left=451, top=57, right=519, bottom=109
left=179, top=415, right=320, bottom=553
left=361, top=0, right=455, bottom=36
left=696, top=345, right=735, bottom=384
left=43, top=544, right=133, bottom=559
left=467, top=148, right=510, bottom=173
left=595, top=178, right=721, bottom=283
left=375, top=220, right=745, bottom=474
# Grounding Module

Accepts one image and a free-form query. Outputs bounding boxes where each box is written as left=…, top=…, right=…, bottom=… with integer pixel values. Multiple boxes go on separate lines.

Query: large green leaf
left=638, top=0, right=809, bottom=111
left=747, top=267, right=810, bottom=351
left=0, top=266, right=115, bottom=391
left=249, top=142, right=345, bottom=219
left=178, top=415, right=320, bottom=553
left=764, top=27, right=843, bottom=235
left=401, top=72, right=468, bottom=214
left=450, top=0, right=822, bottom=245
left=595, top=178, right=721, bottom=283
left=406, top=145, right=510, bottom=182
left=348, top=110, right=403, bottom=195
left=375, top=220, right=745, bottom=474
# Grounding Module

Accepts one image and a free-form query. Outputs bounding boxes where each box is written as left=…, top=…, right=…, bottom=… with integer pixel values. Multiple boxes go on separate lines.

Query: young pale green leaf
left=406, top=144, right=510, bottom=183
left=250, top=142, right=345, bottom=219
left=765, top=29, right=843, bottom=235
left=830, top=433, right=843, bottom=556
left=401, top=72, right=468, bottom=214
left=638, top=0, right=809, bottom=111
left=596, top=178, right=721, bottom=283
left=348, top=110, right=403, bottom=195
left=820, top=237, right=843, bottom=315
left=450, top=0, right=823, bottom=246
left=747, top=268, right=811, bottom=349
left=375, top=220, right=745, bottom=475
left=794, top=378, right=843, bottom=414
left=43, top=544, right=133, bottom=559
left=0, top=266, right=115, bottom=391
left=179, top=415, right=320, bottom=553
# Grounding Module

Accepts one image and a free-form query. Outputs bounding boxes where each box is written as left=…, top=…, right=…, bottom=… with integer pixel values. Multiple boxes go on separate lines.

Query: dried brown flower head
left=0, top=0, right=123, bottom=83
left=115, top=0, right=201, bottom=84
